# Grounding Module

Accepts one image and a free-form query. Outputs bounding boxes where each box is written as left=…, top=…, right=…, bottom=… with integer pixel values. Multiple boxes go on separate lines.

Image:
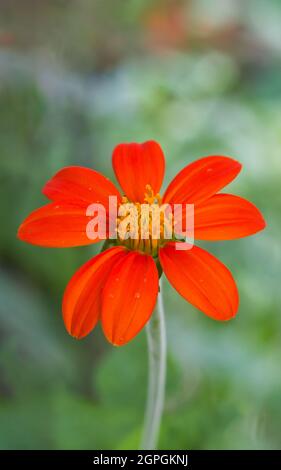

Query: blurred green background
left=0, top=0, right=280, bottom=450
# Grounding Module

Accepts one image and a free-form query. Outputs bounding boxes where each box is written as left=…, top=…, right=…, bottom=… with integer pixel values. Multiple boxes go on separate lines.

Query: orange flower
left=18, top=141, right=266, bottom=345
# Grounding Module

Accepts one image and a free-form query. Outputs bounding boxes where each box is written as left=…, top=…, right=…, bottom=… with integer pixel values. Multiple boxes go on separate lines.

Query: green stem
left=141, top=278, right=167, bottom=450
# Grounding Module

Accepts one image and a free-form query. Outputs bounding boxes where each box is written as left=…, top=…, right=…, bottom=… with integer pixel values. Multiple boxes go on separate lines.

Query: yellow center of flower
left=116, top=185, right=174, bottom=256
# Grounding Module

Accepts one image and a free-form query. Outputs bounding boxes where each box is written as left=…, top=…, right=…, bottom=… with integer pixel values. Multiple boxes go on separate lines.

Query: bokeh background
left=0, top=0, right=280, bottom=450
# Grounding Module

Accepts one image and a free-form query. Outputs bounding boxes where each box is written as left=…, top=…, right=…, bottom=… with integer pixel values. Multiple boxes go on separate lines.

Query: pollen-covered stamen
left=144, top=184, right=162, bottom=205
left=116, top=185, right=174, bottom=256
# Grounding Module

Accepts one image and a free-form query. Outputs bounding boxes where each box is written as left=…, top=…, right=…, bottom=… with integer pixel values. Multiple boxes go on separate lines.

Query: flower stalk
left=141, top=278, right=167, bottom=450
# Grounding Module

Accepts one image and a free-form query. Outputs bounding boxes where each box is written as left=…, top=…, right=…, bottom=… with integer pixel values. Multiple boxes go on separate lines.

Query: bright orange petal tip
left=63, top=246, right=127, bottom=339
left=194, top=194, right=266, bottom=241
left=159, top=242, right=239, bottom=321
left=112, top=140, right=165, bottom=202
left=163, top=155, right=242, bottom=206
left=101, top=251, right=159, bottom=346
left=17, top=202, right=100, bottom=248
left=42, top=165, right=121, bottom=206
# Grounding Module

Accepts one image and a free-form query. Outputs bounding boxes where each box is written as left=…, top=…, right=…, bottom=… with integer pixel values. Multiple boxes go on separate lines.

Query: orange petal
left=63, top=246, right=127, bottom=339
left=43, top=166, right=121, bottom=208
left=194, top=194, right=266, bottom=240
left=159, top=242, right=239, bottom=321
left=101, top=251, right=159, bottom=345
left=163, top=155, right=241, bottom=206
left=17, top=202, right=104, bottom=247
left=112, top=141, right=165, bottom=202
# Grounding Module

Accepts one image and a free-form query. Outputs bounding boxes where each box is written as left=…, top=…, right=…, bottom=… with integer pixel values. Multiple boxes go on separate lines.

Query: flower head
left=18, top=141, right=266, bottom=345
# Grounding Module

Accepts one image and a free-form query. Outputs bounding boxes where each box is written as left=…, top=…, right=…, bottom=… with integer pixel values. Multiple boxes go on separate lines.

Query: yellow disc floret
left=116, top=185, right=174, bottom=256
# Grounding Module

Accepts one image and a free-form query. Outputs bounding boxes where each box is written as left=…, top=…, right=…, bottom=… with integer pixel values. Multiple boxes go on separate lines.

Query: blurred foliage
left=0, top=0, right=281, bottom=450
